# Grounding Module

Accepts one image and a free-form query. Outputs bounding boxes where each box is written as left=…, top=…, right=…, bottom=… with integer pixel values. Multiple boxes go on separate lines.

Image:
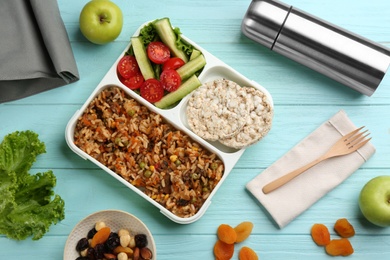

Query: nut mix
left=75, top=221, right=153, bottom=260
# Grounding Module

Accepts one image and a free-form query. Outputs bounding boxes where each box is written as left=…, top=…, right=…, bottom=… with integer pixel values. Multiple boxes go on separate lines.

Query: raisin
left=311, top=223, right=330, bottom=246
left=238, top=246, right=259, bottom=260
left=217, top=224, right=237, bottom=244
left=234, top=221, right=254, bottom=243
left=76, top=237, right=89, bottom=251
left=87, top=247, right=96, bottom=260
left=105, top=232, right=120, bottom=251
left=213, top=239, right=234, bottom=260
left=91, top=226, right=111, bottom=248
left=334, top=218, right=355, bottom=238
left=325, top=238, right=354, bottom=256
left=87, top=227, right=97, bottom=239
left=135, top=234, right=148, bottom=248
left=94, top=244, right=105, bottom=260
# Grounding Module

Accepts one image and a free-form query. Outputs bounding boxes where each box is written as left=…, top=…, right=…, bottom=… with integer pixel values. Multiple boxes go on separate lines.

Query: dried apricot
left=113, top=245, right=134, bottom=258
left=214, top=239, right=234, bottom=260
left=234, top=221, right=254, bottom=243
left=334, top=218, right=355, bottom=238
left=217, top=224, right=237, bottom=244
left=91, top=226, right=111, bottom=248
left=311, top=223, right=330, bottom=246
left=325, top=238, right=354, bottom=256
left=238, top=246, right=258, bottom=260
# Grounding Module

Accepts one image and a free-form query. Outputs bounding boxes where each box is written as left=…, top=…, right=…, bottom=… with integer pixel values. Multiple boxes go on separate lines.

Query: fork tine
left=350, top=136, right=371, bottom=150
left=342, top=126, right=371, bottom=151
left=342, top=126, right=365, bottom=141
left=348, top=132, right=370, bottom=146
left=345, top=129, right=368, bottom=146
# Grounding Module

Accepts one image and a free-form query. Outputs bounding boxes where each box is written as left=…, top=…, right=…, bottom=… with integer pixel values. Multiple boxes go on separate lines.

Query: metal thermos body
left=241, top=0, right=390, bottom=96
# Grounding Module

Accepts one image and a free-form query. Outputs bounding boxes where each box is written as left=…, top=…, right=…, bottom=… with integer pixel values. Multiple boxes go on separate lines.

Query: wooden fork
left=262, top=126, right=371, bottom=194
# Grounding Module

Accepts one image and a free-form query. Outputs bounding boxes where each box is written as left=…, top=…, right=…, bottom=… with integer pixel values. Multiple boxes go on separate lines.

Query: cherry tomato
left=117, top=55, right=140, bottom=79
left=160, top=69, right=182, bottom=92
left=119, top=72, right=144, bottom=90
left=147, top=42, right=171, bottom=64
left=140, top=79, right=164, bottom=103
left=163, top=57, right=185, bottom=71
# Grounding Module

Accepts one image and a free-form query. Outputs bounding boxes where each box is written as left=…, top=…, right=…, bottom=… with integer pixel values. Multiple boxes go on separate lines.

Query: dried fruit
left=238, top=246, right=259, bottom=260
left=234, top=221, right=254, bottom=243
left=325, top=238, right=354, bottom=256
left=86, top=247, right=95, bottom=259
left=76, top=237, right=89, bottom=252
left=217, top=224, right=237, bottom=244
left=94, top=243, right=105, bottom=259
left=75, top=223, right=153, bottom=260
left=91, top=226, right=111, bottom=248
left=311, top=223, right=331, bottom=246
left=214, top=239, right=234, bottom=260
left=87, top=227, right=97, bottom=239
left=105, top=232, right=120, bottom=251
left=334, top=218, right=355, bottom=238
left=135, top=233, right=148, bottom=248
left=113, top=245, right=134, bottom=257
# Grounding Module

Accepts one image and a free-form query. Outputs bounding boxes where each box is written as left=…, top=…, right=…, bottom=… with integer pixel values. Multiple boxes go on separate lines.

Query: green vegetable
left=154, top=18, right=190, bottom=62
left=190, top=49, right=202, bottom=60
left=136, top=18, right=194, bottom=62
left=138, top=21, right=159, bottom=46
left=177, top=54, right=206, bottom=81
left=131, top=37, right=156, bottom=80
left=0, top=131, right=65, bottom=240
left=173, top=27, right=195, bottom=58
left=155, top=75, right=202, bottom=109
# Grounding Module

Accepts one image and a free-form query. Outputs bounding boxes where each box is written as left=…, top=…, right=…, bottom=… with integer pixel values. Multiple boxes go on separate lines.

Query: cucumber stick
left=177, top=54, right=206, bottom=81
left=131, top=37, right=155, bottom=80
left=153, top=18, right=189, bottom=63
left=190, top=49, right=201, bottom=60
left=155, top=75, right=201, bottom=109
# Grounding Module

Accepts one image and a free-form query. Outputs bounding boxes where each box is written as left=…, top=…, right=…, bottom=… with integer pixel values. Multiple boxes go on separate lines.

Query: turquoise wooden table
left=1, top=0, right=389, bottom=259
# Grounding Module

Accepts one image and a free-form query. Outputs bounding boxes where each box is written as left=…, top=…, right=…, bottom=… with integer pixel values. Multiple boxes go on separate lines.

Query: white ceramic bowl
left=63, top=210, right=156, bottom=260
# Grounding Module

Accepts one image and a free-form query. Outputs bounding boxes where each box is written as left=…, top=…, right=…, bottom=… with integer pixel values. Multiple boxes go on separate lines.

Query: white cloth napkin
left=246, top=110, right=375, bottom=228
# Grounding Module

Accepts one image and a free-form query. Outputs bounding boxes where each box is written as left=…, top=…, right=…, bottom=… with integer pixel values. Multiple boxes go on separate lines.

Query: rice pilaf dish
left=74, top=86, right=224, bottom=218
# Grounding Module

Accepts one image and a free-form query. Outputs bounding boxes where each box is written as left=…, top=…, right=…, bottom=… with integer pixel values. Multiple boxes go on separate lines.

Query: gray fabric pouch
left=0, top=0, right=79, bottom=103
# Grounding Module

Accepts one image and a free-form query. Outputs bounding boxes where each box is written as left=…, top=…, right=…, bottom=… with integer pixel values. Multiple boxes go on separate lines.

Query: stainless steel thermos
left=241, top=0, right=390, bottom=96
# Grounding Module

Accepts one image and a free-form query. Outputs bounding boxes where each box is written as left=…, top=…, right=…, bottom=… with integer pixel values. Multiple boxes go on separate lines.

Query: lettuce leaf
left=173, top=27, right=194, bottom=57
left=139, top=21, right=159, bottom=46
left=0, top=131, right=65, bottom=240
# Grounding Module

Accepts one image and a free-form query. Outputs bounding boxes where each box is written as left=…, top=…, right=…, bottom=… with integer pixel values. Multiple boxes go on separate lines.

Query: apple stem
left=99, top=14, right=109, bottom=24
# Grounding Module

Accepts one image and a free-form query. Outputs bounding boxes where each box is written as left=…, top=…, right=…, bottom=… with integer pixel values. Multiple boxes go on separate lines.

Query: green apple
left=359, top=175, right=390, bottom=227
left=79, top=0, right=123, bottom=44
